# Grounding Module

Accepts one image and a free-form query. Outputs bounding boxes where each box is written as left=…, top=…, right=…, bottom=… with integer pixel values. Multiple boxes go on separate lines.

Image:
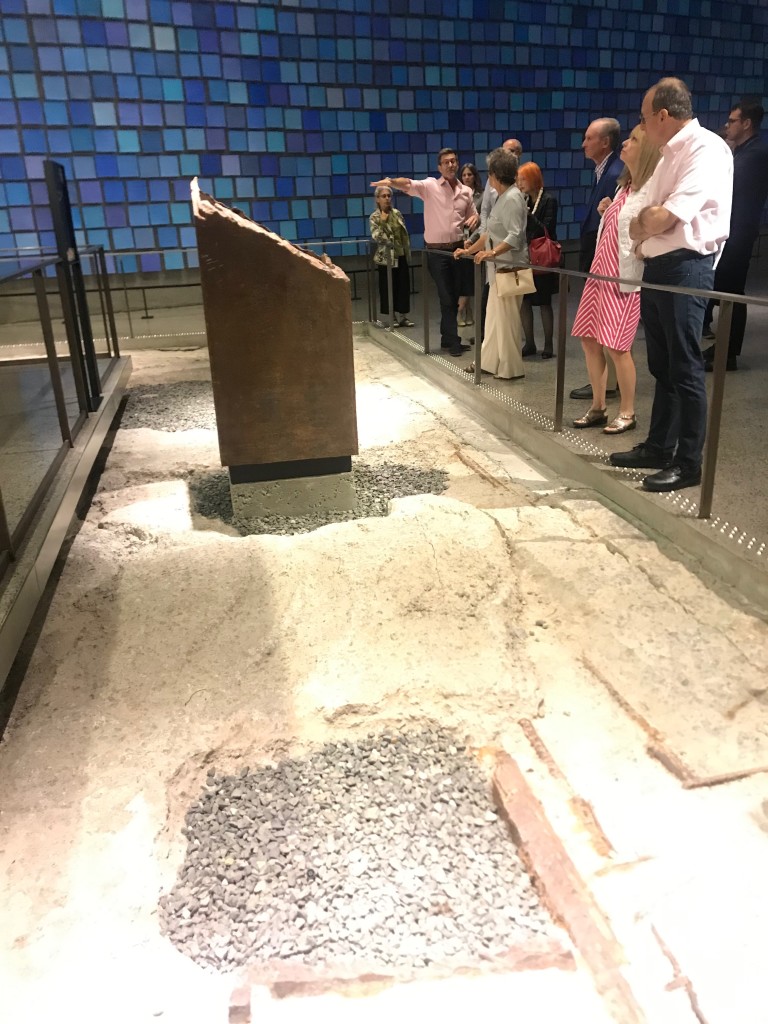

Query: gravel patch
left=188, top=461, right=449, bottom=535
left=159, top=727, right=554, bottom=974
left=122, top=381, right=216, bottom=431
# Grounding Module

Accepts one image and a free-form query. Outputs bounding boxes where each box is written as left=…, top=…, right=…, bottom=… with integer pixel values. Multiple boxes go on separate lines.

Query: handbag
left=527, top=189, right=562, bottom=273
left=529, top=229, right=562, bottom=272
left=495, top=267, right=536, bottom=297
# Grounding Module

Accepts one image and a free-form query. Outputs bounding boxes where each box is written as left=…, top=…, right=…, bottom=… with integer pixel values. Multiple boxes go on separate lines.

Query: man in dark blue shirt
left=702, top=97, right=768, bottom=371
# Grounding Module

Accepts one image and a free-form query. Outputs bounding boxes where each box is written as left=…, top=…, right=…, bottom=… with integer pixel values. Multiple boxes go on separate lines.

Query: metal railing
left=0, top=245, right=120, bottom=569
left=373, top=245, right=768, bottom=521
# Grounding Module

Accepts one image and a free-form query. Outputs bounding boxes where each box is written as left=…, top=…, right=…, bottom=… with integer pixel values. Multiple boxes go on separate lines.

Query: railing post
left=119, top=255, right=135, bottom=339
left=366, top=243, right=375, bottom=324
left=33, top=268, right=72, bottom=446
left=0, top=486, right=14, bottom=560
left=55, top=260, right=90, bottom=413
left=140, top=285, right=153, bottom=320
left=422, top=251, right=430, bottom=354
left=96, top=246, right=120, bottom=358
left=387, top=247, right=395, bottom=330
left=473, top=258, right=482, bottom=385
left=553, top=271, right=569, bottom=431
left=699, top=299, right=733, bottom=518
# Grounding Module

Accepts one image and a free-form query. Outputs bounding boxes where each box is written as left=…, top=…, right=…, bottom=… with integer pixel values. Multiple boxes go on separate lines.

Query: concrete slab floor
left=0, top=340, right=767, bottom=1024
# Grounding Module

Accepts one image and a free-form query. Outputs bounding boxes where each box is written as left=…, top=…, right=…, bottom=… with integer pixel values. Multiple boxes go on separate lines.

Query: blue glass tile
left=199, top=154, right=221, bottom=176
left=140, top=253, right=162, bottom=272
left=11, top=208, right=36, bottom=232
left=180, top=153, right=200, bottom=175
left=125, top=180, right=147, bottom=203
left=73, top=155, right=95, bottom=178
left=111, top=225, right=134, bottom=250
left=164, top=251, right=184, bottom=270
left=117, top=128, right=140, bottom=152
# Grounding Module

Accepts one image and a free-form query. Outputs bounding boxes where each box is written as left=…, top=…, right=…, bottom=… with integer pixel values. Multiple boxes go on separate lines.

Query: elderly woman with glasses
left=369, top=184, right=414, bottom=327
left=454, top=147, right=529, bottom=380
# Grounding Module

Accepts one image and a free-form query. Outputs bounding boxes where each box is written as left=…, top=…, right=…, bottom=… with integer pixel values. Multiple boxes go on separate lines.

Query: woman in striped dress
left=571, top=126, right=662, bottom=433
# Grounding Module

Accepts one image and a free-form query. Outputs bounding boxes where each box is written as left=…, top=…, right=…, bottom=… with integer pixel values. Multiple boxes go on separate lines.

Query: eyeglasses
left=725, top=117, right=742, bottom=125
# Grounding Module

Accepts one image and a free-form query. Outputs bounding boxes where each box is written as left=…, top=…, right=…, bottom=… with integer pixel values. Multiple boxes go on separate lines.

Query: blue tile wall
left=0, top=0, right=766, bottom=267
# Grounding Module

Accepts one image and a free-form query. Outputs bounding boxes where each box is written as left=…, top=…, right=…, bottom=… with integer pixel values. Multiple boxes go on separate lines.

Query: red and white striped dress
left=571, top=189, right=640, bottom=352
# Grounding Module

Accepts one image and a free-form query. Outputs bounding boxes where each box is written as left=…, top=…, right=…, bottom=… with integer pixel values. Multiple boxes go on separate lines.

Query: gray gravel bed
left=122, top=381, right=216, bottom=431
left=188, top=461, right=449, bottom=536
left=159, top=727, right=555, bottom=974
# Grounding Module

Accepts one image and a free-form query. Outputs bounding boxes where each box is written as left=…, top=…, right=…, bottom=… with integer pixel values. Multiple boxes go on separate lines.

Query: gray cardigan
left=486, top=185, right=529, bottom=280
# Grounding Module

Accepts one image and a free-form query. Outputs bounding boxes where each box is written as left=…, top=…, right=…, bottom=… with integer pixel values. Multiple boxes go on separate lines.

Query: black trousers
left=426, top=249, right=463, bottom=350
left=702, top=239, right=753, bottom=357
left=642, top=250, right=714, bottom=473
left=377, top=257, right=410, bottom=316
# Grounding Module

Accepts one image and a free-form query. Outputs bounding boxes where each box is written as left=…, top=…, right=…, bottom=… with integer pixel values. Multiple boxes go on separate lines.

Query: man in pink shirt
left=371, top=148, right=478, bottom=355
left=610, top=77, right=732, bottom=493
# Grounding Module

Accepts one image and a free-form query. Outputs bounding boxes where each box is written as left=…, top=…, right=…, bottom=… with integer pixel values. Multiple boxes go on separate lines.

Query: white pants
left=480, top=281, right=524, bottom=379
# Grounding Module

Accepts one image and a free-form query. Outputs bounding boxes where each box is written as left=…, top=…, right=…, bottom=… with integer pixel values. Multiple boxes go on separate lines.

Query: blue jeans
left=641, top=250, right=714, bottom=473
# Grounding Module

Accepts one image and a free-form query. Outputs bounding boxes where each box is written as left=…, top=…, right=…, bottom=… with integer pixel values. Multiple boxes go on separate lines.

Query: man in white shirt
left=611, top=78, right=732, bottom=493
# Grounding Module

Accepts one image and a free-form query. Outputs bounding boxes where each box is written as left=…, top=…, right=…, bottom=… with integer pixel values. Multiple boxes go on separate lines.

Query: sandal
left=603, top=413, right=637, bottom=435
left=573, top=407, right=608, bottom=429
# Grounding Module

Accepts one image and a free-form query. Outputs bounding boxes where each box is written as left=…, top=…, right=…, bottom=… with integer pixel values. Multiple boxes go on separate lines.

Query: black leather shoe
left=449, top=344, right=471, bottom=356
left=704, top=356, right=737, bottom=372
left=609, top=443, right=672, bottom=469
left=522, top=343, right=537, bottom=357
left=569, top=383, right=619, bottom=400
left=701, top=345, right=715, bottom=362
left=642, top=465, right=701, bottom=492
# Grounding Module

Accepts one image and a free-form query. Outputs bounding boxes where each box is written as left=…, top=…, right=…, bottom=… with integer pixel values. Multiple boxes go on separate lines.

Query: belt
left=425, top=242, right=461, bottom=250
left=644, top=248, right=715, bottom=263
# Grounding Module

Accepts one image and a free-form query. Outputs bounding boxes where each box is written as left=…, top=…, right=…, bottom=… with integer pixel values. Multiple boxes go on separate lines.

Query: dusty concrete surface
left=1, top=339, right=767, bottom=1024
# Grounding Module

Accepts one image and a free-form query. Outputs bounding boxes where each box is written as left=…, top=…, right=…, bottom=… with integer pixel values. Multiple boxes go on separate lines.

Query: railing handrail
left=435, top=245, right=768, bottom=309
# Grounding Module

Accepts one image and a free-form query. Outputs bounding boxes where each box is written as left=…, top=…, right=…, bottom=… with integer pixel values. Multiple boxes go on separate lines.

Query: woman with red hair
left=517, top=162, right=559, bottom=359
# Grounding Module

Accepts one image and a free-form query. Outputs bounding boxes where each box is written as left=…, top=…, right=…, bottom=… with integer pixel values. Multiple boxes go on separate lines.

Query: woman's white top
left=596, top=180, right=652, bottom=293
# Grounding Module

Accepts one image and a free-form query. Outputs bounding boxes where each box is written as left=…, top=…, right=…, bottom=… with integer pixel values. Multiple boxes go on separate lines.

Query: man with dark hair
left=371, top=150, right=478, bottom=356
left=570, top=117, right=624, bottom=400
left=612, top=77, right=732, bottom=493
left=701, top=97, right=768, bottom=370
